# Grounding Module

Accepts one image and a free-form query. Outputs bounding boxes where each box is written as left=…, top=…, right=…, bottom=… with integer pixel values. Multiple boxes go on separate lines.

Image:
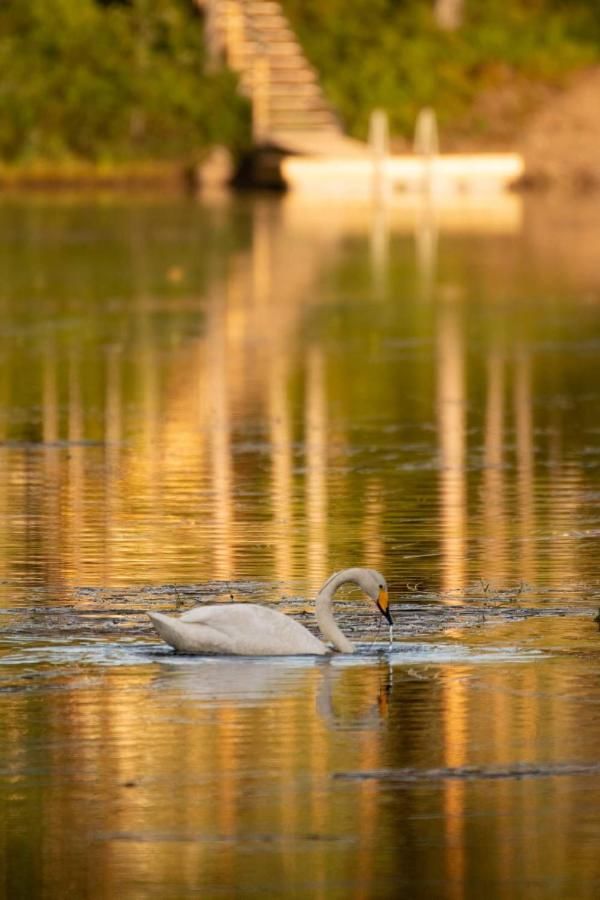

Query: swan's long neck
left=315, top=569, right=363, bottom=654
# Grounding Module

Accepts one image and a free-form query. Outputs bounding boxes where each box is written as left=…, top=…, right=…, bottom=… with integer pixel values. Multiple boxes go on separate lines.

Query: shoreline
left=1, top=155, right=598, bottom=196
left=0, top=160, right=193, bottom=191
left=2, top=158, right=598, bottom=197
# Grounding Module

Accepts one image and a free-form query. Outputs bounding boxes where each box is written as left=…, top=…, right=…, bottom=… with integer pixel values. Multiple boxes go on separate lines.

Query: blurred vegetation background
left=282, top=0, right=600, bottom=142
left=0, top=0, right=599, bottom=167
left=0, top=0, right=249, bottom=167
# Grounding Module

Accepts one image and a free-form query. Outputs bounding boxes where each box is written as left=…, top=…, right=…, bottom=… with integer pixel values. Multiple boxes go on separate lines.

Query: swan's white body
left=148, top=568, right=390, bottom=656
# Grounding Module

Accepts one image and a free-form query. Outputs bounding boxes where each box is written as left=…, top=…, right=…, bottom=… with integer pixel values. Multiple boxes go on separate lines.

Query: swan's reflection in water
left=150, top=656, right=317, bottom=702
left=150, top=654, right=393, bottom=730
left=316, top=662, right=393, bottom=731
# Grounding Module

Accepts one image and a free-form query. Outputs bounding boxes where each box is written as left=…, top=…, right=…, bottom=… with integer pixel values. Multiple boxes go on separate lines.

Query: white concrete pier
left=282, top=153, right=524, bottom=198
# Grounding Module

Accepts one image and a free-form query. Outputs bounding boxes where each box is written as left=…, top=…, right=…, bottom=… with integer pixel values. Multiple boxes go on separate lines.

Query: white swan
left=148, top=567, right=392, bottom=656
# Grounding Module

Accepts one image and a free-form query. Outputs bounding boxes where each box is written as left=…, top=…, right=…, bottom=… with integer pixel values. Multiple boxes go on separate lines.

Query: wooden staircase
left=198, top=0, right=364, bottom=155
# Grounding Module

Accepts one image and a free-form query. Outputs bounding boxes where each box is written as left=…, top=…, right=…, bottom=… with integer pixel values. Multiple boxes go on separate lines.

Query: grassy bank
left=0, top=160, right=194, bottom=190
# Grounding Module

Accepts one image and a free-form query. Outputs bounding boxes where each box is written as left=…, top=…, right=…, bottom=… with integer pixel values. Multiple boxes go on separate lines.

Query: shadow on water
left=0, top=192, right=599, bottom=897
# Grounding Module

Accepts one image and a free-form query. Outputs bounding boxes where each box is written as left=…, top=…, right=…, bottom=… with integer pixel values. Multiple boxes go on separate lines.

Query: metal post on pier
left=369, top=108, right=391, bottom=206
left=413, top=107, right=439, bottom=195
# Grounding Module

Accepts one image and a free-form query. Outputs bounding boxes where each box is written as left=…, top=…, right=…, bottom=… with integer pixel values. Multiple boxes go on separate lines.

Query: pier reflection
left=0, top=193, right=597, bottom=599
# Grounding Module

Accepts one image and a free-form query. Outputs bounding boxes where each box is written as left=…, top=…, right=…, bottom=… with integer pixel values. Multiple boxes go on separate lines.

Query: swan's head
left=356, top=568, right=393, bottom=626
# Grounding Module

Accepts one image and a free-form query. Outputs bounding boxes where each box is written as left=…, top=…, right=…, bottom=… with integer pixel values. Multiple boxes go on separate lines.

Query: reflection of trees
left=305, top=347, right=328, bottom=589
left=436, top=296, right=466, bottom=596
left=0, top=193, right=595, bottom=601
left=483, top=347, right=506, bottom=583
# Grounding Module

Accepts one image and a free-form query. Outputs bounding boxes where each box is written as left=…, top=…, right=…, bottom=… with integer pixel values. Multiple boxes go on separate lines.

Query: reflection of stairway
left=199, top=0, right=363, bottom=154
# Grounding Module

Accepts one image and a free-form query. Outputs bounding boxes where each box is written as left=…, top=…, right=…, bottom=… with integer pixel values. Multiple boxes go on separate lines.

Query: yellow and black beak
left=376, top=588, right=393, bottom=625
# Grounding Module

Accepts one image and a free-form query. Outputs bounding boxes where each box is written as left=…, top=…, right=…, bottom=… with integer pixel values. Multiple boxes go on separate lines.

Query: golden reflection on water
left=0, top=192, right=598, bottom=597
left=0, top=193, right=599, bottom=895
left=483, top=347, right=506, bottom=584
left=306, top=346, right=328, bottom=589
left=2, top=636, right=600, bottom=898
left=436, top=296, right=466, bottom=597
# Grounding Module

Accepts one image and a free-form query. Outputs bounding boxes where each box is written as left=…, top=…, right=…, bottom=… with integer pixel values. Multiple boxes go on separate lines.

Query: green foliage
left=282, top=0, right=600, bottom=138
left=0, top=0, right=598, bottom=163
left=0, top=0, right=250, bottom=164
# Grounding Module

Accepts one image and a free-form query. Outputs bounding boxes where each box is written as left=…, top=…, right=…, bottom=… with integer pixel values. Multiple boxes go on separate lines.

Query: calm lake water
left=0, top=191, right=599, bottom=898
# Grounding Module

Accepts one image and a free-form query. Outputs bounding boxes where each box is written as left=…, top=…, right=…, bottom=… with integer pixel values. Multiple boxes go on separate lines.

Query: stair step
left=240, top=84, right=334, bottom=113
left=268, top=97, right=333, bottom=112
left=268, top=112, right=339, bottom=127
left=246, top=16, right=294, bottom=32
left=212, top=23, right=297, bottom=46
left=261, top=57, right=320, bottom=72
left=211, top=14, right=293, bottom=33
left=262, top=42, right=308, bottom=57
left=240, top=72, right=319, bottom=89
left=227, top=42, right=308, bottom=64
left=236, top=59, right=322, bottom=81
left=245, top=15, right=295, bottom=29
left=247, top=1, right=289, bottom=13
left=266, top=70, right=319, bottom=85
left=269, top=87, right=326, bottom=101
left=239, top=74, right=322, bottom=94
left=247, top=28, right=298, bottom=44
